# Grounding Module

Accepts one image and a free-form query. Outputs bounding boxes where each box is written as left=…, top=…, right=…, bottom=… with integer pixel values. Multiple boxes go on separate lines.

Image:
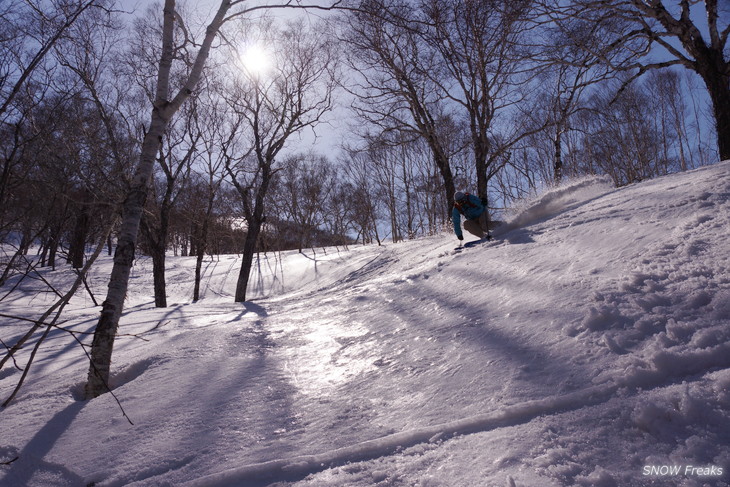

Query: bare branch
left=0, top=0, right=104, bottom=118
left=1, top=216, right=117, bottom=403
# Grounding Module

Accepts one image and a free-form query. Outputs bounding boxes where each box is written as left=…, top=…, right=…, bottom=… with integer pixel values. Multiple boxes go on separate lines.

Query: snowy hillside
left=1, top=162, right=729, bottom=487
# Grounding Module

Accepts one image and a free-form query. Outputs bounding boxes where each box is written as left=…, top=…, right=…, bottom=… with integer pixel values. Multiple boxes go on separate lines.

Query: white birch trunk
left=85, top=0, right=232, bottom=398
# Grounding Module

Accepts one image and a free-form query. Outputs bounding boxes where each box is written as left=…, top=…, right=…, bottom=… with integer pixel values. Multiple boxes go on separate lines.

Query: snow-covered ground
left=1, top=162, right=729, bottom=487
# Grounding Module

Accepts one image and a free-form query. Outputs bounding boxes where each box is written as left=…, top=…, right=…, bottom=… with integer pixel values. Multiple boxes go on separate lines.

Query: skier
left=452, top=191, right=490, bottom=242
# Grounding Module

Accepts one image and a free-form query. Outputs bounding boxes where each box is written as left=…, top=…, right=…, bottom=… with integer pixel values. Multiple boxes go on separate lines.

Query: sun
left=239, top=44, right=272, bottom=77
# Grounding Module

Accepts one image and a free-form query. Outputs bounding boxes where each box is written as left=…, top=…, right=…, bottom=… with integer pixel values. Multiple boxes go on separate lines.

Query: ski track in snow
left=183, top=364, right=730, bottom=487
left=1, top=163, right=730, bottom=487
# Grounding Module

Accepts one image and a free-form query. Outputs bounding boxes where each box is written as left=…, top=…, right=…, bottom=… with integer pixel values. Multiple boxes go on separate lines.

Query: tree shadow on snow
left=242, top=301, right=268, bottom=318
left=228, top=300, right=269, bottom=324
left=2, top=401, right=86, bottom=486
left=387, top=272, right=578, bottom=396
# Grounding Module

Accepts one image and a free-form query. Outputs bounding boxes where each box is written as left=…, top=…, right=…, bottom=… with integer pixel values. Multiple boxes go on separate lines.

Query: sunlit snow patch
left=282, top=318, right=373, bottom=395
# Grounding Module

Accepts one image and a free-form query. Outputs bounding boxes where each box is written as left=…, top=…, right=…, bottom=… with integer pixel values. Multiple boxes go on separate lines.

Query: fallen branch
left=0, top=218, right=116, bottom=371
left=2, top=315, right=56, bottom=407
left=0, top=312, right=150, bottom=342
left=75, top=268, right=99, bottom=306
left=0, top=456, right=19, bottom=466
left=0, top=218, right=125, bottom=415
left=0, top=337, right=21, bottom=371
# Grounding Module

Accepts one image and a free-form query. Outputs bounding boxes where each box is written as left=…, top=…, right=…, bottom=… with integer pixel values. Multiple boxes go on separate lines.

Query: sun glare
left=240, top=44, right=272, bottom=77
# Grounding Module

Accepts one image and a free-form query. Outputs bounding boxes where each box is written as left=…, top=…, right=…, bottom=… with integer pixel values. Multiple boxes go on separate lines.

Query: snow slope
left=1, top=162, right=729, bottom=487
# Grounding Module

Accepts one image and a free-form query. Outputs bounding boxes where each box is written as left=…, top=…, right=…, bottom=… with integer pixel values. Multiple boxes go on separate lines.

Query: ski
left=454, top=236, right=492, bottom=251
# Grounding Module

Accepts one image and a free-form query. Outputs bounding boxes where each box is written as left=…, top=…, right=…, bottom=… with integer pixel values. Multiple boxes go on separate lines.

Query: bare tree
left=542, top=0, right=730, bottom=161
left=222, top=18, right=339, bottom=302
left=277, top=153, right=337, bottom=251
left=83, top=0, right=210, bottom=398
left=84, top=0, right=342, bottom=398
left=341, top=147, right=383, bottom=245
left=0, top=0, right=110, bottom=120
left=649, top=69, right=697, bottom=172
left=323, top=179, right=356, bottom=248
left=349, top=134, right=421, bottom=242
left=140, top=119, right=198, bottom=308
left=0, top=1, right=114, bottom=242
left=188, top=94, right=228, bottom=302
left=0, top=87, right=122, bottom=284
left=522, top=22, right=617, bottom=184
left=344, top=0, right=555, bottom=234
left=423, top=0, right=538, bottom=212
left=576, top=78, right=673, bottom=186
left=342, top=0, right=459, bottom=212
left=54, top=4, right=134, bottom=268
left=84, top=0, right=346, bottom=398
left=516, top=55, right=607, bottom=185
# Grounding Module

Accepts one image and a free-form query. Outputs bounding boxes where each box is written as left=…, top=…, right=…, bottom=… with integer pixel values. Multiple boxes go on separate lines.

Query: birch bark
left=85, top=0, right=232, bottom=398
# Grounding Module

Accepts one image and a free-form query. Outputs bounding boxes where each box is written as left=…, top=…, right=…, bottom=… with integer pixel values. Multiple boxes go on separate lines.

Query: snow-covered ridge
left=1, top=162, right=729, bottom=487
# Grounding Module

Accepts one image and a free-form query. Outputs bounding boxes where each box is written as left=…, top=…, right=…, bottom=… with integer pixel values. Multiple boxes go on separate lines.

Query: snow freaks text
left=642, top=465, right=724, bottom=477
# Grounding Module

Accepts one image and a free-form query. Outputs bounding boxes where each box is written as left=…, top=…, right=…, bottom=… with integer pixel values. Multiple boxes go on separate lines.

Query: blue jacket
left=452, top=194, right=485, bottom=239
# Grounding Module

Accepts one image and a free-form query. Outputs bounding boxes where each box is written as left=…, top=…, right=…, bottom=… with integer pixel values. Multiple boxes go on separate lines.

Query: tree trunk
left=189, top=224, right=196, bottom=257
left=433, top=151, right=455, bottom=216
left=149, top=201, right=172, bottom=308
left=232, top=159, right=271, bottom=303
left=69, top=197, right=91, bottom=269
left=475, top=146, right=488, bottom=200
left=193, top=247, right=205, bottom=302
left=151, top=245, right=167, bottom=308
left=84, top=0, right=231, bottom=399
left=84, top=121, right=165, bottom=398
left=403, top=160, right=413, bottom=239
left=554, top=128, right=563, bottom=183
left=234, top=220, right=263, bottom=303
left=47, top=223, right=63, bottom=269
left=703, top=73, right=730, bottom=161
left=473, top=144, right=494, bottom=235
left=39, top=236, right=48, bottom=267
left=193, top=194, right=215, bottom=302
